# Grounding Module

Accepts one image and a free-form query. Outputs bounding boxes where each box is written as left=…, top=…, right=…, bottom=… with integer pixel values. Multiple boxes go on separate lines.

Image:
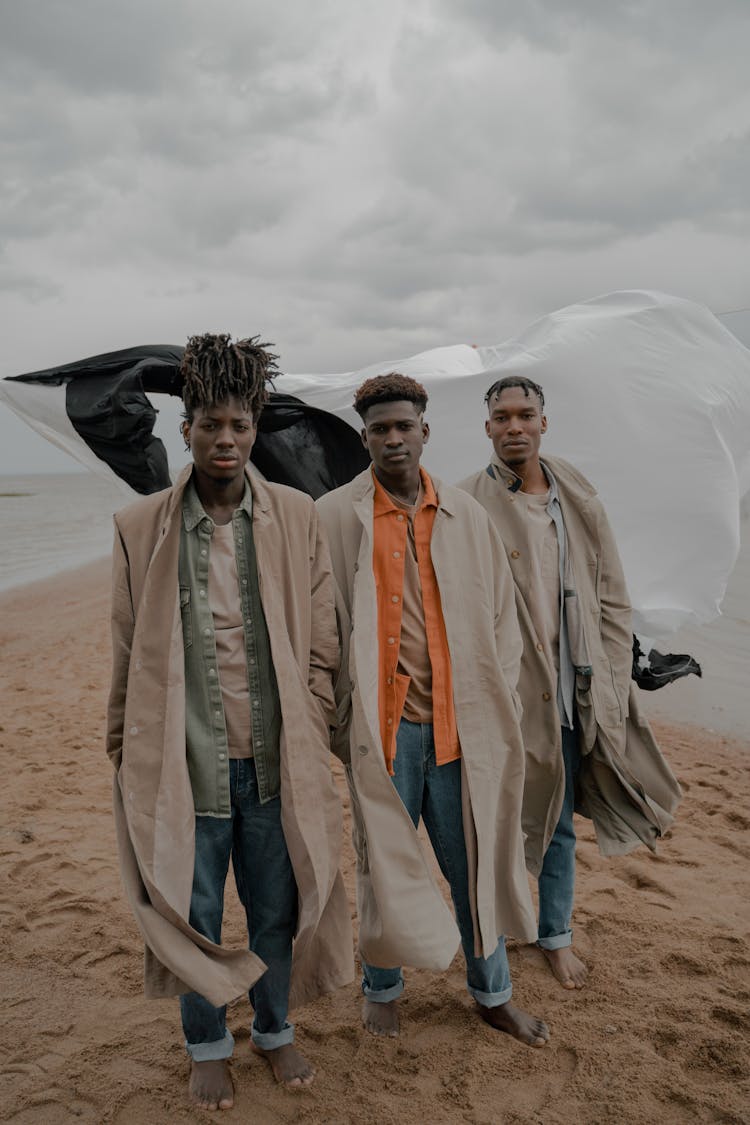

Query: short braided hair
left=484, top=374, right=544, bottom=412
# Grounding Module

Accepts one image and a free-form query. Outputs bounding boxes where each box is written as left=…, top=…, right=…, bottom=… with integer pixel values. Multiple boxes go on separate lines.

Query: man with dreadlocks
left=459, top=375, right=681, bottom=990
left=106, top=333, right=353, bottom=1110
left=316, top=372, right=549, bottom=1048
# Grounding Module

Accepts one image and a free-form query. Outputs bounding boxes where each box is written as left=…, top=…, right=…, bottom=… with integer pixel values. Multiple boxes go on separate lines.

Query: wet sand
left=1, top=560, right=748, bottom=1124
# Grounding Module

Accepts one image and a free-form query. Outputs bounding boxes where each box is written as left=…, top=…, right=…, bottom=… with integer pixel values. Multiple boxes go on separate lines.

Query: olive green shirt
left=179, top=475, right=282, bottom=815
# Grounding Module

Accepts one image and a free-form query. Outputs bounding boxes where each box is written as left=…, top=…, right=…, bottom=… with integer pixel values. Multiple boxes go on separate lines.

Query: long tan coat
left=459, top=457, right=682, bottom=875
left=316, top=469, right=537, bottom=969
left=106, top=465, right=354, bottom=1009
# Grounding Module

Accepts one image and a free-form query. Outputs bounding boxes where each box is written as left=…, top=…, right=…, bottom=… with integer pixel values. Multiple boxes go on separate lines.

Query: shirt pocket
left=179, top=586, right=193, bottom=649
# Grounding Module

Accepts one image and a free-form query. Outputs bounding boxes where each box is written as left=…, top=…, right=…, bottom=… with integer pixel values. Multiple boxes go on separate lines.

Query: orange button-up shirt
left=372, top=467, right=461, bottom=774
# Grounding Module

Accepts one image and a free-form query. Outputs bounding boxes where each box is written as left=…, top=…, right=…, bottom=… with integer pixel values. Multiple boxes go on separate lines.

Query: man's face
left=183, top=396, right=257, bottom=486
left=361, top=400, right=429, bottom=474
left=485, top=386, right=547, bottom=469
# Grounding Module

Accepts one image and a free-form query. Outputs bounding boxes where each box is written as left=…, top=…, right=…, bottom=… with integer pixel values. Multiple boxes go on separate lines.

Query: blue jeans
left=537, top=724, right=581, bottom=950
left=362, top=720, right=512, bottom=1008
left=180, top=759, right=298, bottom=1061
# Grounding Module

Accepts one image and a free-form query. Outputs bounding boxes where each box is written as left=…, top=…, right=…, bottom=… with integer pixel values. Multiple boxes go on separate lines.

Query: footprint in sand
left=612, top=863, right=677, bottom=900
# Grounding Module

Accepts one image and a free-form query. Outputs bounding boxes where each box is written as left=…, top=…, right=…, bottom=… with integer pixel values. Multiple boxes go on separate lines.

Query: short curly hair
left=353, top=372, right=428, bottom=420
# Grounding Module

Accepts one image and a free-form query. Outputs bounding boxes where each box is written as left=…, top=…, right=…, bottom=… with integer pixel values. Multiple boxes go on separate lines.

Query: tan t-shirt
left=381, top=485, right=431, bottom=723
left=520, top=490, right=561, bottom=674
left=209, top=522, right=253, bottom=759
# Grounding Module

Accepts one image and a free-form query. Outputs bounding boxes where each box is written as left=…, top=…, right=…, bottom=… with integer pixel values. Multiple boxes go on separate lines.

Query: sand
left=1, top=560, right=748, bottom=1124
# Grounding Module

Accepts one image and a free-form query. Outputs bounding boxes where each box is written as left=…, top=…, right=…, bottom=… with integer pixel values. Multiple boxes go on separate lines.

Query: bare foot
left=252, top=1042, right=315, bottom=1088
left=362, top=998, right=400, bottom=1038
left=188, top=1059, right=234, bottom=1110
left=477, top=1000, right=549, bottom=1047
left=541, top=946, right=588, bottom=990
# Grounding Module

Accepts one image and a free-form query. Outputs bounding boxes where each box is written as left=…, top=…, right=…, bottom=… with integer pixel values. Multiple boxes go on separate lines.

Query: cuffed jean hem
left=469, top=983, right=513, bottom=1008
left=361, top=976, right=405, bottom=1004
left=185, top=1028, right=235, bottom=1062
left=251, top=1019, right=295, bottom=1050
left=537, top=929, right=573, bottom=951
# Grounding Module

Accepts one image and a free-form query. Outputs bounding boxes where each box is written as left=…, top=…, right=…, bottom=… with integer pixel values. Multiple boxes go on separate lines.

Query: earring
left=181, top=423, right=190, bottom=451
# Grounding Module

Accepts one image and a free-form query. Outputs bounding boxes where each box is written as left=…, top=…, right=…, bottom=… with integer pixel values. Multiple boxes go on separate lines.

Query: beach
left=1, top=559, right=748, bottom=1124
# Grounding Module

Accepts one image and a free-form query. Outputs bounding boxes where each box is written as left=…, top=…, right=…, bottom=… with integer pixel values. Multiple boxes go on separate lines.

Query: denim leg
left=180, top=809, right=236, bottom=1061
left=421, top=732, right=512, bottom=1008
left=232, top=759, right=297, bottom=1050
left=538, top=724, right=582, bottom=950
left=361, top=719, right=425, bottom=1003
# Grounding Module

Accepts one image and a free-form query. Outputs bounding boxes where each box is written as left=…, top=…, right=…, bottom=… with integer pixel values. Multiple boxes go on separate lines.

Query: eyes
left=370, top=421, right=417, bottom=434
left=492, top=412, right=537, bottom=423
left=198, top=421, right=252, bottom=432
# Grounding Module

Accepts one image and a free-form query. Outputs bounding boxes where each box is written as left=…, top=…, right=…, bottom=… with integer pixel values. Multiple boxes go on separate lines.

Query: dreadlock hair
left=353, top=372, right=428, bottom=420
left=181, top=333, right=279, bottom=422
left=484, top=374, right=545, bottom=413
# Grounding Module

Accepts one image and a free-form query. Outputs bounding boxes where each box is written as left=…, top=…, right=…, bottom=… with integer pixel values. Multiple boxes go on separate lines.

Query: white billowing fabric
left=0, top=380, right=133, bottom=495
left=2, top=291, right=749, bottom=636
left=283, top=291, right=750, bottom=637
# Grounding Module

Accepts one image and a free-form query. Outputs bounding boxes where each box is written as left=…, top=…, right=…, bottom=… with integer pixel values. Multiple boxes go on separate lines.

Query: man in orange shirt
left=317, top=373, right=549, bottom=1048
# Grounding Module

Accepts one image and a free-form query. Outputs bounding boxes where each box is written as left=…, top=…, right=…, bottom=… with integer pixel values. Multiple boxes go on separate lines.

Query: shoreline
left=2, top=560, right=748, bottom=1123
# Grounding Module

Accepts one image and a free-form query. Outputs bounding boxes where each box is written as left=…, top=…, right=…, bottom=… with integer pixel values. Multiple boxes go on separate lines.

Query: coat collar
left=489, top=455, right=597, bottom=505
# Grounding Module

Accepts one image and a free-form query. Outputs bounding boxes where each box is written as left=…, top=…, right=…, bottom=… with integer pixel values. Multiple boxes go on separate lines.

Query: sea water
left=0, top=472, right=132, bottom=592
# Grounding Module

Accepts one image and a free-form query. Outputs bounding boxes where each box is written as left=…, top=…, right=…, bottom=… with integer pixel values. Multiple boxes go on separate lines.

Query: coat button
left=510, top=550, right=520, bottom=559
left=542, top=692, right=551, bottom=701
left=358, top=745, right=369, bottom=756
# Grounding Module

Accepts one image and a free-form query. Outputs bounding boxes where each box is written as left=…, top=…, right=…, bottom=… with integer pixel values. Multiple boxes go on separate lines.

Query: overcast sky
left=2, top=0, right=749, bottom=473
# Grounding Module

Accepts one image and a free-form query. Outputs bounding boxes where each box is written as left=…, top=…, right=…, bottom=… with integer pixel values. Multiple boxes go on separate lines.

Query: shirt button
left=134, top=659, right=142, bottom=671
left=511, top=550, right=520, bottom=559
left=509, top=497, right=515, bottom=503
left=245, top=617, right=252, bottom=625
left=129, top=725, right=138, bottom=735
left=536, top=642, right=544, bottom=651
left=386, top=677, right=393, bottom=685
left=204, top=628, right=211, bottom=637
left=242, top=579, right=248, bottom=586
left=387, top=717, right=393, bottom=726
left=396, top=514, right=404, bottom=522
left=215, top=710, right=222, bottom=719
left=208, top=668, right=216, bottom=677
left=218, top=753, right=226, bottom=761
left=391, top=595, right=399, bottom=603
left=393, top=551, right=401, bottom=559
left=249, top=657, right=256, bottom=666
left=200, top=549, right=207, bottom=557
left=387, top=636, right=395, bottom=645
left=542, top=691, right=551, bottom=701
left=253, top=700, right=260, bottom=708
left=358, top=745, right=368, bottom=756
left=199, top=589, right=206, bottom=598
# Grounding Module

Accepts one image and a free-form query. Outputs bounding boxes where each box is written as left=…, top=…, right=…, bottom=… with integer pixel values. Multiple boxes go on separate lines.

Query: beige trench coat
left=316, top=469, right=537, bottom=970
left=459, top=457, right=682, bottom=875
left=106, top=465, right=354, bottom=1009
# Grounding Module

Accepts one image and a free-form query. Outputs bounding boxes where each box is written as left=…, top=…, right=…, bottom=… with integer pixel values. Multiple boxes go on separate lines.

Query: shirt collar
left=372, top=465, right=437, bottom=517
left=182, top=471, right=253, bottom=532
